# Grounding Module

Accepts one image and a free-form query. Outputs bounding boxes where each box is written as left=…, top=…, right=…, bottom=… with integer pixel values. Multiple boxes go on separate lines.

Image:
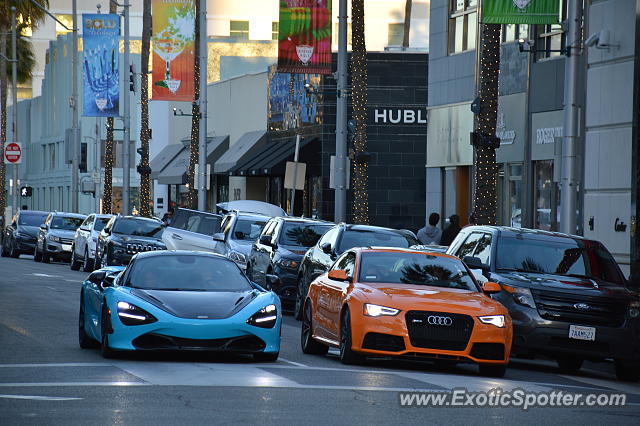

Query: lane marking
left=559, top=375, right=640, bottom=395
left=277, top=358, right=308, bottom=367
left=0, top=363, right=113, bottom=368
left=30, top=273, right=62, bottom=278
left=0, top=382, right=148, bottom=387
left=0, top=394, right=83, bottom=401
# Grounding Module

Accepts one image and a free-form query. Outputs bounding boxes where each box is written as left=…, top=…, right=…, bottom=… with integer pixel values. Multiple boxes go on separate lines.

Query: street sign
left=284, top=161, right=306, bottom=190
left=4, top=142, right=22, bottom=164
left=20, top=186, right=33, bottom=197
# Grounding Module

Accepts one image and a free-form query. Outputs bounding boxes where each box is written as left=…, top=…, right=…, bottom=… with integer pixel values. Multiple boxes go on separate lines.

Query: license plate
left=568, top=325, right=596, bottom=341
left=61, top=244, right=72, bottom=252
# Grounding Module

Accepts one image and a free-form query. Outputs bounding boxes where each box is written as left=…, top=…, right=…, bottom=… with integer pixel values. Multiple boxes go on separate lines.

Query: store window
left=534, top=160, right=558, bottom=231
left=272, top=22, right=279, bottom=41
left=448, top=0, right=477, bottom=54
left=502, top=24, right=529, bottom=43
left=508, top=164, right=523, bottom=228
left=230, top=21, right=249, bottom=40
left=388, top=23, right=404, bottom=46
left=535, top=0, right=567, bottom=60
left=333, top=22, right=352, bottom=46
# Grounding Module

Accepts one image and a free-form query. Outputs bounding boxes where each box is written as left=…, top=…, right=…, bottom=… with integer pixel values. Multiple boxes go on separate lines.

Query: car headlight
left=246, top=304, right=278, bottom=328
left=277, top=259, right=299, bottom=269
left=50, top=235, right=61, bottom=242
left=478, top=315, right=506, bottom=328
left=229, top=250, right=247, bottom=265
left=502, top=284, right=536, bottom=309
left=363, top=303, right=400, bottom=317
left=117, top=301, right=157, bottom=326
left=628, top=301, right=640, bottom=319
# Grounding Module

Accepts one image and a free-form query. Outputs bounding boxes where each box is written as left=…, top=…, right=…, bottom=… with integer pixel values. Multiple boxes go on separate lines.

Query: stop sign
left=4, top=142, right=22, bottom=164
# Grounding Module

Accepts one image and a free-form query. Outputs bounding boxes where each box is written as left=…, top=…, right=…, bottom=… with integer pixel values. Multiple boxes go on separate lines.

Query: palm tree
left=186, top=0, right=200, bottom=210
left=102, top=0, right=118, bottom=214
left=350, top=0, right=368, bottom=224
left=0, top=0, right=48, bottom=218
left=138, top=0, right=152, bottom=217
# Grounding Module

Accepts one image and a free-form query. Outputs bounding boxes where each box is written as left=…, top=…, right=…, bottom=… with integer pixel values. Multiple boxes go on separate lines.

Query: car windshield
left=113, top=218, right=164, bottom=238
left=359, top=252, right=478, bottom=291
left=231, top=218, right=267, bottom=241
left=279, top=223, right=332, bottom=247
left=18, top=213, right=47, bottom=226
left=127, top=255, right=252, bottom=291
left=495, top=236, right=626, bottom=286
left=94, top=217, right=110, bottom=232
left=50, top=216, right=84, bottom=230
left=338, top=229, right=418, bottom=253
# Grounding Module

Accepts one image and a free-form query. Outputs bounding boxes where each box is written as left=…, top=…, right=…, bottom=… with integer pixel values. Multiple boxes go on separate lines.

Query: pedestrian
left=161, top=209, right=174, bottom=226
left=417, top=213, right=442, bottom=245
left=440, top=214, right=461, bottom=246
left=466, top=212, right=477, bottom=227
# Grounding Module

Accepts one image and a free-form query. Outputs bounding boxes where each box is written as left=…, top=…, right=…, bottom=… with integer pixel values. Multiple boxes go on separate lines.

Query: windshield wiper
left=496, top=267, right=539, bottom=274
left=558, top=273, right=596, bottom=280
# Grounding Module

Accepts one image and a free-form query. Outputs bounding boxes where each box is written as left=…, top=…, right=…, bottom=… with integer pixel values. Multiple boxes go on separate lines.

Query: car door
left=454, top=232, right=486, bottom=282
left=311, top=227, right=339, bottom=280
left=164, top=209, right=222, bottom=252
left=76, top=215, right=93, bottom=257
left=251, top=219, right=276, bottom=283
left=37, top=214, right=52, bottom=250
left=317, top=251, right=356, bottom=340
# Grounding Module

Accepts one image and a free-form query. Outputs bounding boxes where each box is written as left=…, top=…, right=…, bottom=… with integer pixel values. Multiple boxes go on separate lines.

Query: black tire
left=79, top=294, right=98, bottom=349
left=615, top=359, right=640, bottom=382
left=100, top=306, right=115, bottom=359
left=557, top=357, right=584, bottom=373
left=9, top=240, right=19, bottom=258
left=33, top=246, right=42, bottom=262
left=0, top=240, right=7, bottom=257
left=82, top=248, right=94, bottom=272
left=339, top=308, right=364, bottom=365
left=479, top=364, right=507, bottom=378
left=294, top=270, right=307, bottom=320
left=42, top=242, right=50, bottom=263
left=301, top=301, right=328, bottom=355
left=70, top=246, right=81, bottom=270
left=253, top=351, right=279, bottom=362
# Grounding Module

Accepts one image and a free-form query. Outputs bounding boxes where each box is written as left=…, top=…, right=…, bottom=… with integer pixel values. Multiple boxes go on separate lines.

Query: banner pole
left=122, top=0, right=131, bottom=215
left=198, top=0, right=208, bottom=211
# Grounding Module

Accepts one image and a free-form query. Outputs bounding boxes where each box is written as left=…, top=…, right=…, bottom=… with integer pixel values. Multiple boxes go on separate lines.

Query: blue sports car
left=79, top=250, right=282, bottom=361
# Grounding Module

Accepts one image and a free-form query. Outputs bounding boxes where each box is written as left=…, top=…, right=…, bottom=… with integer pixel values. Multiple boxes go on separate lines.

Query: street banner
left=82, top=13, right=120, bottom=117
left=152, top=0, right=196, bottom=101
left=483, top=0, right=560, bottom=25
left=277, top=0, right=332, bottom=75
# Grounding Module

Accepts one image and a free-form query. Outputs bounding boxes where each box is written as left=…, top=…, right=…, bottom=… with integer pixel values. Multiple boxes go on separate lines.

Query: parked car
left=1, top=210, right=48, bottom=258
left=216, top=200, right=286, bottom=218
left=294, top=224, right=420, bottom=319
left=446, top=226, right=640, bottom=381
left=162, top=208, right=222, bottom=252
left=247, top=217, right=333, bottom=309
left=70, top=213, right=113, bottom=272
left=410, top=244, right=448, bottom=254
left=79, top=251, right=281, bottom=361
left=95, top=215, right=165, bottom=268
left=212, top=211, right=270, bottom=271
left=301, top=247, right=511, bottom=376
left=34, top=212, right=87, bottom=263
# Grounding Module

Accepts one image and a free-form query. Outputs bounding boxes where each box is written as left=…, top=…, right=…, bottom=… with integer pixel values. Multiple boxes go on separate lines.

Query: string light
left=0, top=104, right=5, bottom=215
left=102, top=117, right=114, bottom=214
left=187, top=0, right=200, bottom=210
left=351, top=0, right=369, bottom=225
left=139, top=0, right=152, bottom=217
left=473, top=22, right=501, bottom=226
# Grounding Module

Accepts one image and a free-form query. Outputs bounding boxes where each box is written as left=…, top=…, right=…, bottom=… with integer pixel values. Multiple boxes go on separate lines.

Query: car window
left=51, top=216, right=85, bottom=230
left=317, top=227, right=339, bottom=248
left=83, top=215, right=94, bottom=229
left=337, top=229, right=416, bottom=253
left=279, top=223, right=333, bottom=247
left=456, top=233, right=483, bottom=259
left=332, top=251, right=356, bottom=278
left=113, top=218, right=164, bottom=238
left=94, top=217, right=110, bottom=232
left=473, top=234, right=492, bottom=265
left=169, top=209, right=190, bottom=230
left=183, top=212, right=221, bottom=236
left=18, top=213, right=47, bottom=226
left=231, top=218, right=267, bottom=241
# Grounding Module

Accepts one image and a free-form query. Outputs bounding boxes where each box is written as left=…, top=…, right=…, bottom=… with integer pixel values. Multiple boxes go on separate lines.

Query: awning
left=213, top=130, right=267, bottom=174
left=150, top=144, right=184, bottom=180
left=157, top=136, right=230, bottom=185
left=229, top=137, right=315, bottom=176
left=206, top=135, right=229, bottom=164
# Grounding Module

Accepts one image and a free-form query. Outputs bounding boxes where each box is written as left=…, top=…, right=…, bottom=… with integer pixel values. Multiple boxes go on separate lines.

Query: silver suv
left=70, top=213, right=113, bottom=272
left=34, top=212, right=87, bottom=263
left=162, top=208, right=222, bottom=252
left=212, top=211, right=270, bottom=271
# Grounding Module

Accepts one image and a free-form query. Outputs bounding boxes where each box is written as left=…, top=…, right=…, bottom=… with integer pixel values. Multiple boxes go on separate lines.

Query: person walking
left=417, top=213, right=442, bottom=245
left=440, top=214, right=461, bottom=246
left=465, top=212, right=477, bottom=227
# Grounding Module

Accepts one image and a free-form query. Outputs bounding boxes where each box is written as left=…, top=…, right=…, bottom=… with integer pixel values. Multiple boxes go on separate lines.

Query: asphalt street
left=1, top=255, right=639, bottom=425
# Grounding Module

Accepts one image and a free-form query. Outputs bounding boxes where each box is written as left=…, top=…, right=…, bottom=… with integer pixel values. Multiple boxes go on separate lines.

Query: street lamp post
left=334, top=0, right=348, bottom=223
left=122, top=0, right=131, bottom=215
left=11, top=6, right=18, bottom=216
left=197, top=0, right=207, bottom=211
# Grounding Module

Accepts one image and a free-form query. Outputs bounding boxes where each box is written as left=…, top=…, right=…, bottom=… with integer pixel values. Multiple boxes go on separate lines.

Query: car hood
left=130, top=288, right=258, bottom=319
left=114, top=235, right=164, bottom=245
left=17, top=225, right=39, bottom=238
left=358, top=283, right=505, bottom=316
left=277, top=245, right=309, bottom=258
left=48, top=229, right=76, bottom=238
left=227, top=239, right=253, bottom=256
left=492, top=271, right=635, bottom=299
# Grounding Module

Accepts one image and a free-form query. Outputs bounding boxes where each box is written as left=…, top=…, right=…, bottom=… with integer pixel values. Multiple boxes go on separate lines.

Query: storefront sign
left=483, top=0, right=560, bottom=25
left=372, top=108, right=427, bottom=124
left=495, top=113, right=516, bottom=145
left=536, top=126, right=563, bottom=144
left=496, top=93, right=526, bottom=164
left=531, top=110, right=563, bottom=161
left=426, top=105, right=473, bottom=168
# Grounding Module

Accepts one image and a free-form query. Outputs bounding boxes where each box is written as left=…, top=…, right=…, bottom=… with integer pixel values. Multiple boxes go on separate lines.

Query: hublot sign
left=371, top=108, right=427, bottom=125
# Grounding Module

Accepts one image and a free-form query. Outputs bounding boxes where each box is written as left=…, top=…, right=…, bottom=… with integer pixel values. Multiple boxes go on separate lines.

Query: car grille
left=132, top=333, right=266, bottom=352
left=362, top=332, right=406, bottom=352
left=59, top=237, right=74, bottom=245
left=531, top=289, right=626, bottom=328
left=125, top=243, right=164, bottom=255
left=405, top=311, right=474, bottom=351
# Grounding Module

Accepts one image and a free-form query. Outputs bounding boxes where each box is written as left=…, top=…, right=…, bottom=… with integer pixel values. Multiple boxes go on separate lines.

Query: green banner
left=483, top=0, right=560, bottom=25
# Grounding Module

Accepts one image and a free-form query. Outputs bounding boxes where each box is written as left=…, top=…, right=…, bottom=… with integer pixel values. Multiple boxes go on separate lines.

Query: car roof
left=354, top=246, right=460, bottom=260
left=338, top=223, right=414, bottom=235
left=115, top=215, right=161, bottom=222
left=18, top=210, right=48, bottom=215
left=50, top=212, right=87, bottom=218
left=232, top=211, right=270, bottom=220
left=134, top=250, right=233, bottom=261
left=278, top=217, right=333, bottom=225
left=463, top=225, right=596, bottom=243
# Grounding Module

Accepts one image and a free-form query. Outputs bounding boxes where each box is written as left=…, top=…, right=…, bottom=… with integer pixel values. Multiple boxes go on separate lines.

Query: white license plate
left=61, top=244, right=72, bottom=252
left=568, top=325, right=596, bottom=341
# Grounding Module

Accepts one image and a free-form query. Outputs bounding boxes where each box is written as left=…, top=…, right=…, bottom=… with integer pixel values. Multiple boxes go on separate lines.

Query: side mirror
left=259, top=234, right=273, bottom=247
left=328, top=269, right=350, bottom=282
left=102, top=274, right=115, bottom=289
left=482, top=281, right=502, bottom=295
left=103, top=228, right=111, bottom=235
left=40, top=224, right=47, bottom=231
left=265, top=274, right=281, bottom=291
left=88, top=271, right=106, bottom=285
left=212, top=232, right=225, bottom=242
left=321, top=242, right=333, bottom=255
left=463, top=256, right=489, bottom=273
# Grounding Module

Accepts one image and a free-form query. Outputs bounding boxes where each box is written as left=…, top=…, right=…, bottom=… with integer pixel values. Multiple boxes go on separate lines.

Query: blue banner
left=82, top=14, right=120, bottom=117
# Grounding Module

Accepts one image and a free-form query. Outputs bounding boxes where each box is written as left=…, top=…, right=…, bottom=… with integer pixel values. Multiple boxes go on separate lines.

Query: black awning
left=213, top=131, right=267, bottom=174
left=150, top=144, right=184, bottom=180
left=229, top=137, right=316, bottom=177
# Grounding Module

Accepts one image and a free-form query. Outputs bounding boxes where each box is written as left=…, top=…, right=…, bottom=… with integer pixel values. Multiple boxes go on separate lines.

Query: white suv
left=70, top=213, right=113, bottom=272
left=162, top=208, right=223, bottom=253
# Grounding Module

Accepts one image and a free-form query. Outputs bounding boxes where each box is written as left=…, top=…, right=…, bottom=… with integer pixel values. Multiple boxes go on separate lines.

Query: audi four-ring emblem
left=427, top=315, right=453, bottom=326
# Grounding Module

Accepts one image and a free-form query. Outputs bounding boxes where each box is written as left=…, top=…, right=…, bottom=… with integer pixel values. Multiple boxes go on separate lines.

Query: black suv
left=447, top=226, right=640, bottom=381
left=294, top=223, right=419, bottom=319
left=95, top=216, right=166, bottom=268
left=247, top=217, right=333, bottom=309
left=1, top=210, right=48, bottom=258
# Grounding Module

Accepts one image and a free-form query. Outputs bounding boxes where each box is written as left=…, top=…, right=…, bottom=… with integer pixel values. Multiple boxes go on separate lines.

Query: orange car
left=301, top=247, right=513, bottom=377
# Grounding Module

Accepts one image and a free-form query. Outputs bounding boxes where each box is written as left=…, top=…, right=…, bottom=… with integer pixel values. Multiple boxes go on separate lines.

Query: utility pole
left=122, top=0, right=131, bottom=215
left=71, top=0, right=79, bottom=213
left=197, top=0, right=207, bottom=211
left=11, top=6, right=18, bottom=216
left=560, top=0, right=583, bottom=235
left=334, top=0, right=348, bottom=223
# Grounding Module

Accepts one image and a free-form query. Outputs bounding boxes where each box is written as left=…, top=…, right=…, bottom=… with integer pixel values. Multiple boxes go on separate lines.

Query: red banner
left=277, top=0, right=332, bottom=75
left=152, top=0, right=195, bottom=101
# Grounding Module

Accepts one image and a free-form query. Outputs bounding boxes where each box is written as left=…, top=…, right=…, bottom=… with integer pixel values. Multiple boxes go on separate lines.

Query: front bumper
left=272, top=266, right=299, bottom=305
left=46, top=240, right=73, bottom=259
left=15, top=237, right=37, bottom=253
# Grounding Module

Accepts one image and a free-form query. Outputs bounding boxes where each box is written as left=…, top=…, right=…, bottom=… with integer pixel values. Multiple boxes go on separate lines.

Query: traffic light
left=80, top=142, right=87, bottom=173
left=20, top=186, right=33, bottom=197
left=129, top=64, right=136, bottom=92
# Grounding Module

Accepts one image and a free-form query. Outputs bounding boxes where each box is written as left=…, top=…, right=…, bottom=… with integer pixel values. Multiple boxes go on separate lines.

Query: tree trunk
left=0, top=31, right=7, bottom=218
left=402, top=0, right=412, bottom=48
left=102, top=0, right=118, bottom=214
left=139, top=0, right=152, bottom=217
left=473, top=23, right=501, bottom=225
left=186, top=0, right=200, bottom=209
left=351, top=0, right=368, bottom=224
